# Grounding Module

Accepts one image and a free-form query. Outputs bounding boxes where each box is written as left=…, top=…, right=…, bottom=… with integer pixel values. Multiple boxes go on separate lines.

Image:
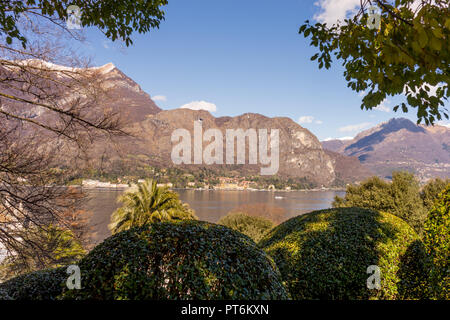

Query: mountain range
left=67, top=63, right=373, bottom=187
left=321, top=118, right=450, bottom=182
left=4, top=60, right=448, bottom=186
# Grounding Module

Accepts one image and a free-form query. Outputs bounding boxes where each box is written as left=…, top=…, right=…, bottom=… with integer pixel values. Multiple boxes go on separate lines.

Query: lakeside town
left=79, top=177, right=342, bottom=192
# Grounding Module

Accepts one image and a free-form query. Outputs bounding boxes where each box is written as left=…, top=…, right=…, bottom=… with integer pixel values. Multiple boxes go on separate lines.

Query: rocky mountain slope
left=88, top=108, right=338, bottom=186
left=0, top=60, right=161, bottom=126
left=322, top=118, right=450, bottom=181
left=2, top=60, right=375, bottom=187
left=323, top=150, right=374, bottom=184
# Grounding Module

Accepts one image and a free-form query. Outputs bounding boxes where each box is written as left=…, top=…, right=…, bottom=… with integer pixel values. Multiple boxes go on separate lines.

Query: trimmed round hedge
left=61, top=220, right=288, bottom=300
left=259, top=207, right=425, bottom=300
left=0, top=267, right=66, bottom=300
left=218, top=212, right=274, bottom=243
left=0, top=288, right=13, bottom=300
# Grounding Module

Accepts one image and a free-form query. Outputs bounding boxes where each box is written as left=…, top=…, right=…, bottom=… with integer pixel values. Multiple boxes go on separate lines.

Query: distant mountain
left=320, top=139, right=346, bottom=153
left=2, top=60, right=375, bottom=187
left=86, top=108, right=338, bottom=186
left=323, top=150, right=374, bottom=184
left=322, top=118, right=450, bottom=182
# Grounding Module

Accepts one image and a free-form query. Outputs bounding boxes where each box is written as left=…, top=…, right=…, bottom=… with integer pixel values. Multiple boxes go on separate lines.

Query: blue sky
left=80, top=0, right=449, bottom=140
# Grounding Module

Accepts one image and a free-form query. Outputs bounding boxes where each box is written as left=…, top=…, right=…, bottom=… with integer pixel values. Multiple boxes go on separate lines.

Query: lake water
left=85, top=189, right=345, bottom=245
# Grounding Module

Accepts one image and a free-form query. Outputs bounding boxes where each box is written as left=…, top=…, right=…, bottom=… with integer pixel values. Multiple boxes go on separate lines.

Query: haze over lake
left=85, top=189, right=345, bottom=245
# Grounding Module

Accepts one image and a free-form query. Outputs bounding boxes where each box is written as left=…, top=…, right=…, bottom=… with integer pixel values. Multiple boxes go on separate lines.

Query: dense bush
left=218, top=212, right=274, bottom=243
left=333, top=172, right=428, bottom=233
left=0, top=288, right=13, bottom=300
left=396, top=240, right=430, bottom=299
left=420, top=178, right=450, bottom=211
left=423, top=185, right=449, bottom=299
left=229, top=203, right=287, bottom=224
left=259, top=207, right=425, bottom=299
left=0, top=267, right=66, bottom=300
left=61, top=221, right=288, bottom=300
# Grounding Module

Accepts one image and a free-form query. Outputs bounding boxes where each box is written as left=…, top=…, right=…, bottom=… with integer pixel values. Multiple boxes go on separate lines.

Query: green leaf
left=430, top=37, right=442, bottom=51
left=418, top=30, right=428, bottom=48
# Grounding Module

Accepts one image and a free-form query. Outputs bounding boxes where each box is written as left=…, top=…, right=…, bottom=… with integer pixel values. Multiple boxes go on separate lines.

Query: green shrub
left=61, top=221, right=288, bottom=300
left=0, top=288, right=13, bottom=300
left=259, top=207, right=424, bottom=299
left=420, top=178, right=450, bottom=211
left=423, top=185, right=449, bottom=299
left=0, top=267, right=66, bottom=300
left=397, top=240, right=430, bottom=299
left=333, top=172, right=428, bottom=233
left=218, top=212, right=274, bottom=243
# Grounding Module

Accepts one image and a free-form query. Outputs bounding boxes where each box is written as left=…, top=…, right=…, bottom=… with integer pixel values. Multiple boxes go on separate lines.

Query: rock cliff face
left=322, top=118, right=450, bottom=181
left=118, top=109, right=337, bottom=186
left=93, top=63, right=161, bottom=122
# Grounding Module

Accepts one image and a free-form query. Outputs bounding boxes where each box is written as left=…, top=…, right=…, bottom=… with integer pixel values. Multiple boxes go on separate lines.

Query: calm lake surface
left=85, top=189, right=345, bottom=245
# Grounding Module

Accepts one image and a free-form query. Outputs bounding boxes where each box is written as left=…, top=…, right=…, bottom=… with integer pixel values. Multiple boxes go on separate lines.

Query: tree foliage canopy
left=333, top=172, right=428, bottom=233
left=299, top=0, right=449, bottom=124
left=420, top=177, right=450, bottom=211
left=0, top=0, right=168, bottom=46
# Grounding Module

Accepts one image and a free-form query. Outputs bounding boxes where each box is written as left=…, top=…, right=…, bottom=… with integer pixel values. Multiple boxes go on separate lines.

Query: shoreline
left=76, top=185, right=346, bottom=192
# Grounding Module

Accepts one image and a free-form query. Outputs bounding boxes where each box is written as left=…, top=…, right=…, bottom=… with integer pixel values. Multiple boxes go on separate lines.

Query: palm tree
left=108, top=179, right=197, bottom=234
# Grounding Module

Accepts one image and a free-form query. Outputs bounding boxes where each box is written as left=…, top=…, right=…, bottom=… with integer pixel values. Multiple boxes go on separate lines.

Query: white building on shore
left=82, top=179, right=129, bottom=189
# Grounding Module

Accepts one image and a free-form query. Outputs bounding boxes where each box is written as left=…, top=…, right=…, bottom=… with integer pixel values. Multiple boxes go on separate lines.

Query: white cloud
left=152, top=95, right=167, bottom=102
left=436, top=121, right=450, bottom=128
left=313, top=0, right=361, bottom=25
left=180, top=101, right=217, bottom=112
left=374, top=99, right=391, bottom=112
left=298, top=116, right=323, bottom=125
left=323, top=136, right=354, bottom=141
left=298, top=116, right=314, bottom=124
left=338, top=122, right=372, bottom=133
left=313, top=0, right=426, bottom=26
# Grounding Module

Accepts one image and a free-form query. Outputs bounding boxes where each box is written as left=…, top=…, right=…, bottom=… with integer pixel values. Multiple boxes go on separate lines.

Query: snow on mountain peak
left=94, top=62, right=116, bottom=74
left=9, top=59, right=116, bottom=74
